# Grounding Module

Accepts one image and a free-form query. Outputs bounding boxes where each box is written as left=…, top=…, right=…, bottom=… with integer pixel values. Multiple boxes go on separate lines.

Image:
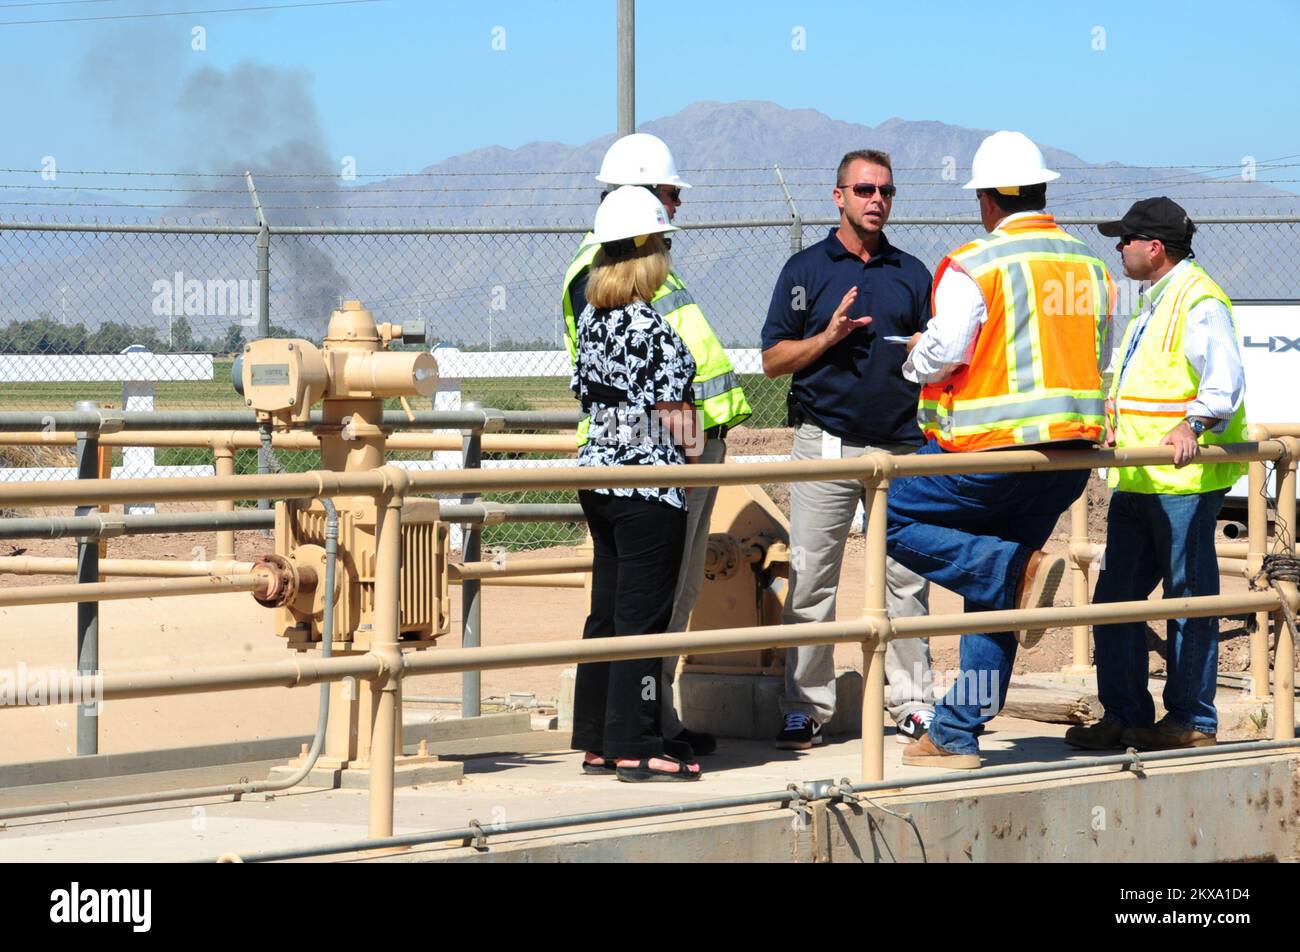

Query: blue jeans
left=1092, top=490, right=1225, bottom=735
left=886, top=440, right=1090, bottom=754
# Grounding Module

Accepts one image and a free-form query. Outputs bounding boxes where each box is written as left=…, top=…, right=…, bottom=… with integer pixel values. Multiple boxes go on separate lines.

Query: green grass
left=5, top=358, right=791, bottom=429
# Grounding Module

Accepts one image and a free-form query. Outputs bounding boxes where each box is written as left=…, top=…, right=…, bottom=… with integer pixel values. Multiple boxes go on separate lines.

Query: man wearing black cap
left=1066, top=197, right=1247, bottom=753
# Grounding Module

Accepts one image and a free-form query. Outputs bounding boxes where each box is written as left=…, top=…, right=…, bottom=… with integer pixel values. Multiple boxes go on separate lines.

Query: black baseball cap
left=1098, top=196, right=1196, bottom=249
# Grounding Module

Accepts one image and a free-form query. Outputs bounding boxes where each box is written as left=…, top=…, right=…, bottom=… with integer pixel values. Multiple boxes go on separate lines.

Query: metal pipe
left=459, top=414, right=484, bottom=719
left=74, top=400, right=99, bottom=756
left=449, top=556, right=591, bottom=580
left=1067, top=494, right=1092, bottom=671
left=438, top=503, right=584, bottom=525
left=0, top=556, right=255, bottom=578
left=394, top=591, right=1289, bottom=678
left=1216, top=542, right=1248, bottom=558
left=0, top=505, right=579, bottom=543
left=467, top=574, right=586, bottom=588
left=0, top=501, right=342, bottom=824
left=1274, top=442, right=1298, bottom=740
left=214, top=446, right=237, bottom=562
left=1, top=591, right=1292, bottom=711
left=0, top=409, right=582, bottom=434
left=1218, top=558, right=1251, bottom=578
left=0, top=442, right=1281, bottom=509
left=0, top=510, right=273, bottom=542
left=369, top=477, right=406, bottom=839
left=211, top=738, right=1300, bottom=863
left=0, top=431, right=577, bottom=454
left=0, top=574, right=260, bottom=608
left=862, top=479, right=888, bottom=782
left=1247, top=456, right=1271, bottom=698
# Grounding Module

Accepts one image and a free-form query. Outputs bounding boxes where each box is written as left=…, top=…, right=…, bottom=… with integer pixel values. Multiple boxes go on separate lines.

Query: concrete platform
left=2, top=713, right=1296, bottom=863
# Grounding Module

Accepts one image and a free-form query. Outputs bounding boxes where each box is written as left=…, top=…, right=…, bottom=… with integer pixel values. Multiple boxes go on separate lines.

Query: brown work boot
left=1015, top=550, right=1065, bottom=649
left=1064, top=719, right=1125, bottom=751
left=1120, top=716, right=1216, bottom=751
left=901, top=733, right=981, bottom=770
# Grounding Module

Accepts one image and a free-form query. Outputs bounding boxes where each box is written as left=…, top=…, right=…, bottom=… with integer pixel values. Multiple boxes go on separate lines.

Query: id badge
left=822, top=430, right=842, bottom=460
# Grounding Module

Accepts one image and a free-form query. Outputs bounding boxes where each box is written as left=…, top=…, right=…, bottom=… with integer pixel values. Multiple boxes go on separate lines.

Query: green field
left=3, top=359, right=791, bottom=428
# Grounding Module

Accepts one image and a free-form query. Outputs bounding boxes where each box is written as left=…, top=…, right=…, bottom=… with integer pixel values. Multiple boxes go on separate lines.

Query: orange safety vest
left=918, top=214, right=1114, bottom=451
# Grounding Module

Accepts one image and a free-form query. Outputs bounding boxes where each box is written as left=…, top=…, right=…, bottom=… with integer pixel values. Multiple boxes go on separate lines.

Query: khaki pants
left=780, top=423, right=935, bottom=724
left=659, top=435, right=727, bottom=738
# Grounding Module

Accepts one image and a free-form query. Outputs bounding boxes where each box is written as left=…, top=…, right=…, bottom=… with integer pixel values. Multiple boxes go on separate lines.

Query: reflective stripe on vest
left=560, top=234, right=752, bottom=440
left=1109, top=262, right=1247, bottom=494
left=918, top=215, right=1111, bottom=451
left=653, top=287, right=695, bottom=315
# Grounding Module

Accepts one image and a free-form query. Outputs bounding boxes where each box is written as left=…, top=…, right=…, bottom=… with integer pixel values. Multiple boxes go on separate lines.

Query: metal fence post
left=460, top=401, right=484, bottom=719
left=246, top=173, right=273, bottom=520
left=73, top=399, right=101, bottom=755
left=773, top=164, right=802, bottom=255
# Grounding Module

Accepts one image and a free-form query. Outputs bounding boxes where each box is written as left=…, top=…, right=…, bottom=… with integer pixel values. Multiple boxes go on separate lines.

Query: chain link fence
left=2, top=216, right=1298, bottom=547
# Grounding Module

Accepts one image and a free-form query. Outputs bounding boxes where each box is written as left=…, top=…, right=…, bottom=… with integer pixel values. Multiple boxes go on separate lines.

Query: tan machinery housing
left=241, top=300, right=449, bottom=652
left=240, top=300, right=448, bottom=770
left=684, top=484, right=791, bottom=675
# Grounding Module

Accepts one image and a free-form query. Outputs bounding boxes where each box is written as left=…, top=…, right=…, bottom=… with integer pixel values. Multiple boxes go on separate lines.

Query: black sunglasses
left=838, top=182, right=897, bottom=199
left=649, top=185, right=682, bottom=203
left=1118, top=233, right=1157, bottom=247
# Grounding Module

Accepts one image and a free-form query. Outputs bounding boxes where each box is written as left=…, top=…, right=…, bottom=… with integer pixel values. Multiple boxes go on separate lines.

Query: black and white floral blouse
left=571, top=299, right=696, bottom=509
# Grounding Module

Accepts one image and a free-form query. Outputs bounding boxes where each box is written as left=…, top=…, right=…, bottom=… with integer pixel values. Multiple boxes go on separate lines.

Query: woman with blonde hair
left=570, top=186, right=704, bottom=782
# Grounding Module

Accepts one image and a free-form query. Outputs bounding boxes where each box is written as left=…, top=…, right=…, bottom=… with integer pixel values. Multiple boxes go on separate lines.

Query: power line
left=5, top=159, right=1300, bottom=179
left=0, top=0, right=116, bottom=8
left=0, top=0, right=383, bottom=26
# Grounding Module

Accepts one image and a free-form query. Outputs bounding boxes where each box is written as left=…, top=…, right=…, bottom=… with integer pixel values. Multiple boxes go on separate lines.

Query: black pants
left=571, top=490, right=687, bottom=759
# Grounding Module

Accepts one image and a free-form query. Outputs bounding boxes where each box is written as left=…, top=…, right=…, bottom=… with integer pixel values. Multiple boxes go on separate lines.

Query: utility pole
left=617, top=0, right=634, bottom=136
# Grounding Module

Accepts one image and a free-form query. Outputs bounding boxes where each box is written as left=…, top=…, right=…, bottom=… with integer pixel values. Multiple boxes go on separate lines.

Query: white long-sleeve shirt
left=902, top=211, right=1042, bottom=385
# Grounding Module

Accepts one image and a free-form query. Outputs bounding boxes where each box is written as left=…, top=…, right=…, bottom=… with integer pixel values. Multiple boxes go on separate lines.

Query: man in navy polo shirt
left=761, top=149, right=935, bottom=750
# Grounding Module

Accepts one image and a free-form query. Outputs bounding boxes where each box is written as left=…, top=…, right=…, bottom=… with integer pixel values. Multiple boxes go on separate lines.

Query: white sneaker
left=895, top=709, right=934, bottom=745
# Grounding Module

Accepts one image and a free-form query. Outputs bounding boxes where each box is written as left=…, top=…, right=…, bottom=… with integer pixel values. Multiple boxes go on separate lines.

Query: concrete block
left=557, top=667, right=576, bottom=731
left=268, top=758, right=464, bottom=790
left=678, top=670, right=863, bottom=739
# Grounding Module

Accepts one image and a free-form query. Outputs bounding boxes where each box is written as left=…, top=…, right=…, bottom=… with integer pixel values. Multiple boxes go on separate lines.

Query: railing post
left=1272, top=444, right=1296, bottom=740
left=368, top=483, right=405, bottom=840
left=1065, top=494, right=1094, bottom=673
left=213, top=443, right=236, bottom=562
left=459, top=401, right=484, bottom=719
left=73, top=399, right=101, bottom=756
left=1247, top=459, right=1271, bottom=700
left=861, top=477, right=888, bottom=782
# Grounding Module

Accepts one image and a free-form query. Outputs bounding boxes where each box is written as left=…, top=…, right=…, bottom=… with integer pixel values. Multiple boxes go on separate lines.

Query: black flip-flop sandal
left=616, top=754, right=702, bottom=783
left=581, top=754, right=617, bottom=775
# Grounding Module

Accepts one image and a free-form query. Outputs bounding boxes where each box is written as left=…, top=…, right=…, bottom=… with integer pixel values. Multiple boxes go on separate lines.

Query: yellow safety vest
left=1109, top=261, right=1247, bottom=494
left=561, top=232, right=751, bottom=442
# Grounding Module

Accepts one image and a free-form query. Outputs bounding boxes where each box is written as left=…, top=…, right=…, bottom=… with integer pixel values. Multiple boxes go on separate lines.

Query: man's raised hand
left=822, top=286, right=872, bottom=345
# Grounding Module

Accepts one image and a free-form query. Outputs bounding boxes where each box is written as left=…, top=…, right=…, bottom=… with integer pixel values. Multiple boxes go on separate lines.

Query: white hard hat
left=592, top=185, right=681, bottom=245
left=963, top=130, right=1060, bottom=191
left=596, top=133, right=692, bottom=189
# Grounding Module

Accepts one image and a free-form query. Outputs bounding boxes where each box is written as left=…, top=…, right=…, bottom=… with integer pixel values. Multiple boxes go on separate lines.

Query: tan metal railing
left=0, top=439, right=1296, bottom=843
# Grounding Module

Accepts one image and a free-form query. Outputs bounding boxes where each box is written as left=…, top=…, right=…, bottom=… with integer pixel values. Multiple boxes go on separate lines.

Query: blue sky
left=3, top=0, right=1298, bottom=179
